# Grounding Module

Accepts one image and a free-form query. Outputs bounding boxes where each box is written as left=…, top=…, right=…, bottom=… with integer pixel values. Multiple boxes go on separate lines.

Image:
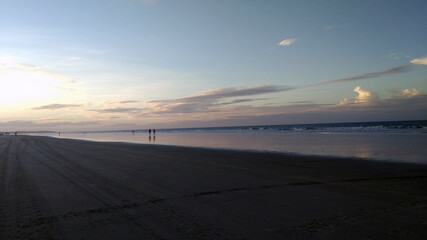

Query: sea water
left=33, top=120, right=427, bottom=164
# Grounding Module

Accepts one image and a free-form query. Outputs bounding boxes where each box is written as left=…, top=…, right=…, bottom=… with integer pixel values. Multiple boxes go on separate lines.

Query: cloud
left=353, top=86, right=379, bottom=103
left=0, top=120, right=100, bottom=131
left=339, top=86, right=379, bottom=105
left=186, top=85, right=291, bottom=100
left=68, top=57, right=81, bottom=61
left=110, top=100, right=139, bottom=104
left=119, top=100, right=139, bottom=104
left=6, top=84, right=426, bottom=131
left=325, top=25, right=335, bottom=30
left=410, top=56, right=427, bottom=65
left=145, top=85, right=293, bottom=114
left=129, top=0, right=158, bottom=5
left=287, top=101, right=313, bottom=105
left=334, top=92, right=427, bottom=122
left=138, top=91, right=427, bottom=129
left=278, top=38, right=297, bottom=46
left=103, top=100, right=140, bottom=106
left=0, top=56, right=75, bottom=84
left=397, top=88, right=421, bottom=98
left=142, top=0, right=158, bottom=4
left=0, top=56, right=77, bottom=100
left=90, top=107, right=141, bottom=113
left=32, top=104, right=83, bottom=110
left=388, top=52, right=402, bottom=60
left=308, top=65, right=410, bottom=87
left=339, top=98, right=352, bottom=105
left=218, top=98, right=270, bottom=106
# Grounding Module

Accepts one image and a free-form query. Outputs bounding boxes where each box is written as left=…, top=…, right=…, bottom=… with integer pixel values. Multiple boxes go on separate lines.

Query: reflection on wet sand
left=33, top=131, right=427, bottom=163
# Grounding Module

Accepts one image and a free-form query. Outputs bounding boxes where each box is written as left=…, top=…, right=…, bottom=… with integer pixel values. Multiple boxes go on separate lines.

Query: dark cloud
left=31, top=104, right=83, bottom=110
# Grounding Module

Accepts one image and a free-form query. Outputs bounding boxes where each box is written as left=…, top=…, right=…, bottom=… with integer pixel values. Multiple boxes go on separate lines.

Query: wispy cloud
left=388, top=52, right=404, bottom=60
left=110, top=100, right=139, bottom=104
left=325, top=25, right=335, bottom=30
left=0, top=56, right=76, bottom=84
left=102, top=100, right=140, bottom=106
left=278, top=38, right=297, bottom=46
left=410, top=56, right=427, bottom=65
left=145, top=85, right=293, bottom=114
left=0, top=55, right=77, bottom=97
left=324, top=25, right=344, bottom=31
left=0, top=120, right=100, bottom=131
left=68, top=57, right=81, bottom=61
left=32, top=104, right=83, bottom=110
left=141, top=0, right=158, bottom=4
left=119, top=100, right=139, bottom=104
left=90, top=107, right=141, bottom=114
left=307, top=65, right=410, bottom=87
left=127, top=0, right=158, bottom=5
left=218, top=98, right=270, bottom=106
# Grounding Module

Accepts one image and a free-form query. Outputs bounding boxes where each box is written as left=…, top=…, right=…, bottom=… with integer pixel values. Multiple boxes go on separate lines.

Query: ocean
left=32, top=120, right=427, bottom=164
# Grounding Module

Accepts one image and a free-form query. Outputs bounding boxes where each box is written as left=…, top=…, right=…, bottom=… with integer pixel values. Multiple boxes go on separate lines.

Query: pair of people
left=148, top=129, right=156, bottom=136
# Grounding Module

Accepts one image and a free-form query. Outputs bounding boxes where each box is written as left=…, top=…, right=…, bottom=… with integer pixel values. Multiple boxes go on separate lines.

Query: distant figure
left=149, top=129, right=151, bottom=136
left=59, top=132, right=61, bottom=136
left=153, top=129, right=156, bottom=136
left=132, top=130, right=135, bottom=135
left=14, top=132, right=17, bottom=136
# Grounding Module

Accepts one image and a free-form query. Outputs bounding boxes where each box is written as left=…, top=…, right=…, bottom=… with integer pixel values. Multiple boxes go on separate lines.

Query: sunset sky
left=1, top=0, right=426, bottom=131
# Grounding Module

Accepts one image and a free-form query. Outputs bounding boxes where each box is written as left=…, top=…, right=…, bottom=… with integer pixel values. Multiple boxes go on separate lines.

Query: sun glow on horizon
left=0, top=56, right=63, bottom=103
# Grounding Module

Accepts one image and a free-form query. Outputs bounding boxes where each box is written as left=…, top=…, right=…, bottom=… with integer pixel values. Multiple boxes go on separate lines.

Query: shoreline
left=46, top=134, right=427, bottom=165
left=1, top=135, right=426, bottom=239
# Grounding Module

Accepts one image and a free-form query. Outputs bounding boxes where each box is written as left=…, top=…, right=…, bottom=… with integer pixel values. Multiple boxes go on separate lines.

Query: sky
left=0, top=0, right=426, bottom=131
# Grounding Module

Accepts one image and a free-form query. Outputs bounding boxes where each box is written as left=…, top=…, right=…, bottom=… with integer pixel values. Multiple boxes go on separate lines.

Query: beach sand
left=0, top=135, right=426, bottom=239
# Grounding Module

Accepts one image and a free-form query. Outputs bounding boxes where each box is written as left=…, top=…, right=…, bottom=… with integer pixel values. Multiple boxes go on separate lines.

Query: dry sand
left=0, top=135, right=426, bottom=239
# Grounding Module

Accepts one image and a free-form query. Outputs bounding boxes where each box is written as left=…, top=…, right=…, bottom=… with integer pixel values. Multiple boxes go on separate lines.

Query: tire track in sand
left=0, top=136, right=54, bottom=239
left=26, top=136, right=180, bottom=239
left=29, top=137, right=228, bottom=239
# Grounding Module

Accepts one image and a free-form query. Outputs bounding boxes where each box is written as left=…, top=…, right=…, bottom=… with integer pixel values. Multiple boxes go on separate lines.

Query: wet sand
left=0, top=135, right=426, bottom=239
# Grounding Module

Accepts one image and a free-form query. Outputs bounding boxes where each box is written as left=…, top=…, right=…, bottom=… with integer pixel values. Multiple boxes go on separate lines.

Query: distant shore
left=0, top=135, right=426, bottom=239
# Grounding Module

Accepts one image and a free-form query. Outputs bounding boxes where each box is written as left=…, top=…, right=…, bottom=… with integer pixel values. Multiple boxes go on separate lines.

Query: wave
left=65, top=120, right=427, bottom=134
left=88, top=120, right=426, bottom=134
